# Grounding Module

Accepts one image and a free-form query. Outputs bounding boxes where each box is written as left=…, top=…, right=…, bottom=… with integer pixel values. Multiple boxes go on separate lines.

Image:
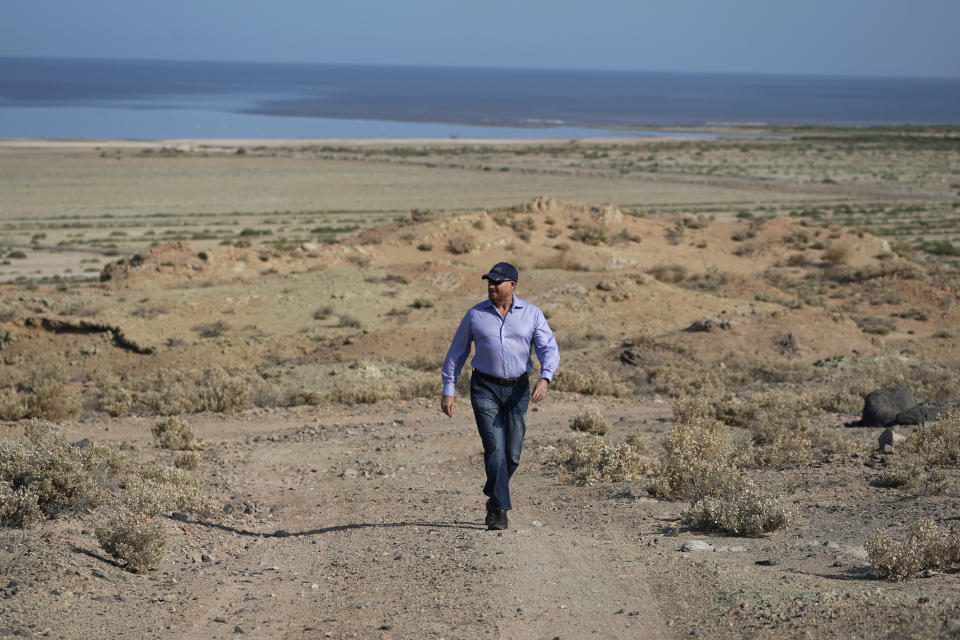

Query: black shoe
left=487, top=510, right=508, bottom=531
left=484, top=498, right=496, bottom=525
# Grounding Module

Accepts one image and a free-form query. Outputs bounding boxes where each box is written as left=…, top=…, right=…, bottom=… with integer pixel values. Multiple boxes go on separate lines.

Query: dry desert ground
left=1, top=130, right=960, bottom=639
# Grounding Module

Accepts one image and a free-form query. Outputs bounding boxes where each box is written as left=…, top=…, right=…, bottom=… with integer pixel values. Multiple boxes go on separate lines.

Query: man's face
left=486, top=278, right=515, bottom=305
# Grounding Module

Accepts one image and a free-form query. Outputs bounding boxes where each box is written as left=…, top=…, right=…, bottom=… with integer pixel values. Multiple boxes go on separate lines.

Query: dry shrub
left=25, top=378, right=81, bottom=423
left=824, top=261, right=926, bottom=284
left=102, top=366, right=250, bottom=416
left=0, top=389, right=26, bottom=421
left=0, top=421, right=102, bottom=525
left=877, top=411, right=960, bottom=493
left=570, top=225, right=608, bottom=246
left=866, top=519, right=960, bottom=581
left=824, top=357, right=960, bottom=408
left=569, top=409, right=609, bottom=435
left=409, top=208, right=438, bottom=223
left=647, top=398, right=742, bottom=500
left=552, top=367, right=632, bottom=397
left=174, top=451, right=201, bottom=470
left=823, top=242, right=853, bottom=265
left=123, top=465, right=220, bottom=517
left=197, top=367, right=249, bottom=413
left=647, top=264, right=688, bottom=284
left=854, top=315, right=897, bottom=335
left=682, top=480, right=796, bottom=536
left=446, top=235, right=476, bottom=255
left=96, top=514, right=167, bottom=573
left=535, top=250, right=589, bottom=272
left=152, top=417, right=204, bottom=451
left=0, top=370, right=81, bottom=423
left=192, top=320, right=231, bottom=338
left=624, top=431, right=650, bottom=453
left=97, top=386, right=134, bottom=417
left=899, top=410, right=960, bottom=465
left=714, top=390, right=849, bottom=467
left=553, top=436, right=649, bottom=485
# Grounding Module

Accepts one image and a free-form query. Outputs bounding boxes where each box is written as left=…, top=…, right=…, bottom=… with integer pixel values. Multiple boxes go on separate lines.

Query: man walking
left=441, top=262, right=559, bottom=530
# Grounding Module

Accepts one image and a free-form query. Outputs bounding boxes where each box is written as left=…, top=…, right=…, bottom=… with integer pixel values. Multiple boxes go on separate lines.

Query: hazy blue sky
left=1, top=0, right=957, bottom=77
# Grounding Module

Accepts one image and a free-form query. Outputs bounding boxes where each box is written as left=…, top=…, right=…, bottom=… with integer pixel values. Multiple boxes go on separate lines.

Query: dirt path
left=163, top=400, right=674, bottom=639
left=5, top=397, right=960, bottom=639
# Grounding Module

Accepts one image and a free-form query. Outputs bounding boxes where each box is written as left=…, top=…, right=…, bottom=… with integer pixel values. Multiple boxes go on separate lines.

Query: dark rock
left=685, top=317, right=729, bottom=332
left=274, top=530, right=291, bottom=538
left=171, top=512, right=190, bottom=522
left=755, top=559, right=779, bottom=566
left=895, top=404, right=948, bottom=426
left=858, top=384, right=917, bottom=427
left=878, top=428, right=905, bottom=451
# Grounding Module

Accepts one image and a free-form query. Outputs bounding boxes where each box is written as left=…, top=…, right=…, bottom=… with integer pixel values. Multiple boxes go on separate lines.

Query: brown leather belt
left=472, top=369, right=530, bottom=386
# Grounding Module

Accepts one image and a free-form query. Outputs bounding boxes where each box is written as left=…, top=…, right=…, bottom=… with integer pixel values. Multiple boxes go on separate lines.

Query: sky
left=1, top=0, right=958, bottom=78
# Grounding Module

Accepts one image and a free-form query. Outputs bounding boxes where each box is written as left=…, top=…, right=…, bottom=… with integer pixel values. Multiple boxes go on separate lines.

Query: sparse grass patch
left=97, top=366, right=250, bottom=416
left=569, top=409, right=609, bottom=435
left=552, top=367, right=632, bottom=397
left=646, top=362, right=724, bottom=398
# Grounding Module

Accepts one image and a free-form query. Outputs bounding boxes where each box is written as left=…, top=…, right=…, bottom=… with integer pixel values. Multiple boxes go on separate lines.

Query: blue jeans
left=470, top=374, right=530, bottom=511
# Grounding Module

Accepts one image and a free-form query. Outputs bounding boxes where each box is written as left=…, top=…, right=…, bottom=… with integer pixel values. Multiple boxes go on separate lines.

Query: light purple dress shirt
left=441, top=296, right=560, bottom=396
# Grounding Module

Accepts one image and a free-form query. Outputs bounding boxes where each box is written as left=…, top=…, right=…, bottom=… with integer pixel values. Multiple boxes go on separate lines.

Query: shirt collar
left=483, top=296, right=525, bottom=311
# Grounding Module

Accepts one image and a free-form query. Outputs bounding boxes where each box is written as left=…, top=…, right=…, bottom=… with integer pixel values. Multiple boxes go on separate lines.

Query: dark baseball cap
left=481, top=261, right=519, bottom=282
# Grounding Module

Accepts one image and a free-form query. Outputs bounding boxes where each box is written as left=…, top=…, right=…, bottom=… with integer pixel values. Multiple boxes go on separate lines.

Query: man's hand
left=441, top=395, right=455, bottom=417
left=531, top=378, right=549, bottom=403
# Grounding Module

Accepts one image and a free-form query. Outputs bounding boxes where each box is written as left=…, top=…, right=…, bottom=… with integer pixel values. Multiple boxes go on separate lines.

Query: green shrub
left=96, top=514, right=167, bottom=573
